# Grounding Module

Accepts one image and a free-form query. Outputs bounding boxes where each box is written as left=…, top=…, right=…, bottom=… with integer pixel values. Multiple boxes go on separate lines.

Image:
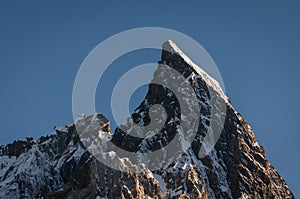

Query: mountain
left=0, top=41, right=295, bottom=198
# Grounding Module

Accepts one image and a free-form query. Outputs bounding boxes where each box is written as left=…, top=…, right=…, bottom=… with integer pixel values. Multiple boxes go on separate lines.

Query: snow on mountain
left=0, top=41, right=295, bottom=198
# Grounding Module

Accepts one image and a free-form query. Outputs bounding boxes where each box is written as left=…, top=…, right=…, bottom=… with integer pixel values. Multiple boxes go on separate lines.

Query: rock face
left=0, top=41, right=295, bottom=198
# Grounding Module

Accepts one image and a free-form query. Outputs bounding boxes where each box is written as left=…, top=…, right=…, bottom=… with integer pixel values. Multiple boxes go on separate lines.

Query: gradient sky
left=0, top=1, right=299, bottom=196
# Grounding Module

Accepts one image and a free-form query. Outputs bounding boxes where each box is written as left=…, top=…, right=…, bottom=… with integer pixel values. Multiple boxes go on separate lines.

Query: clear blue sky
left=0, top=1, right=299, bottom=196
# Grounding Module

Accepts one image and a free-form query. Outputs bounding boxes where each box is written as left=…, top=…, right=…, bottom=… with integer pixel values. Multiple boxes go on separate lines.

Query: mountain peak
left=0, top=41, right=295, bottom=198
left=161, top=40, right=227, bottom=102
left=162, top=39, right=200, bottom=70
left=162, top=40, right=180, bottom=53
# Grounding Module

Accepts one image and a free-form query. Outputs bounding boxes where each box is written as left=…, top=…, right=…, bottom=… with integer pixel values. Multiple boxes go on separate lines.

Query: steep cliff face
left=0, top=41, right=295, bottom=198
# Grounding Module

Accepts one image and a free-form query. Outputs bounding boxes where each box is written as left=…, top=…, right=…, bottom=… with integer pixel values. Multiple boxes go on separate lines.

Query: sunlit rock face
left=0, top=41, right=295, bottom=199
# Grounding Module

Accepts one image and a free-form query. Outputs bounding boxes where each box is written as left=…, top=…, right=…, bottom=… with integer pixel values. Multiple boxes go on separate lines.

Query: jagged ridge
left=0, top=41, right=295, bottom=199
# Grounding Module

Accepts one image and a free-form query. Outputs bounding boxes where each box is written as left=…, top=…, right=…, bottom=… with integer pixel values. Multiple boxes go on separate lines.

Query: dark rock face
left=0, top=137, right=35, bottom=157
left=0, top=41, right=295, bottom=198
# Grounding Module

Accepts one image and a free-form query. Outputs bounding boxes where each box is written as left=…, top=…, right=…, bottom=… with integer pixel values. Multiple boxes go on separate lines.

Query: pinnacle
left=162, top=40, right=181, bottom=54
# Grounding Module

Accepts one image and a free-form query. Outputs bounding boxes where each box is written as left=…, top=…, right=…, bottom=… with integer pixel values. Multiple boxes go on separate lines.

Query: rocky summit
left=0, top=41, right=295, bottom=198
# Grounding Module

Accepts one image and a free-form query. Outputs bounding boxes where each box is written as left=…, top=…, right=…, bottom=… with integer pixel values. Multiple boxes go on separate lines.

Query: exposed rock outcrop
left=0, top=41, right=295, bottom=198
